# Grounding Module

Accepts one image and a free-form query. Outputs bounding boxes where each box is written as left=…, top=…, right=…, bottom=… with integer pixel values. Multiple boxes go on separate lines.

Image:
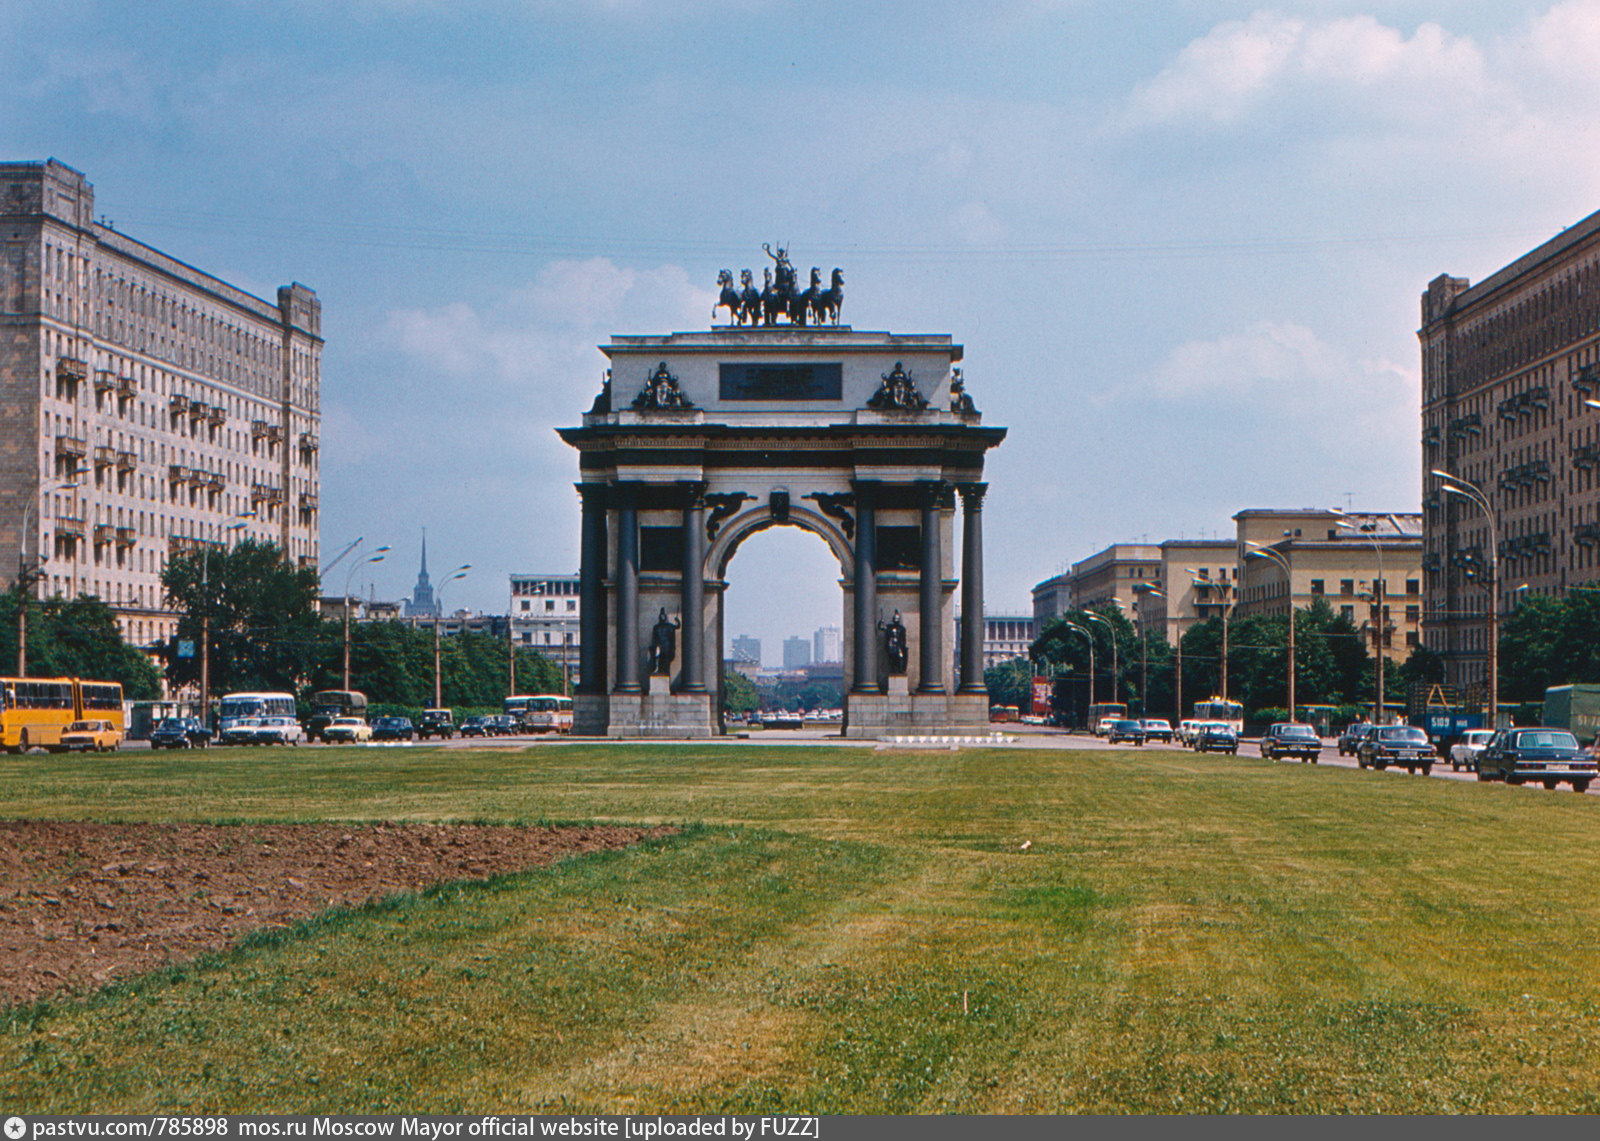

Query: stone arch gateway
left=560, top=320, right=1004, bottom=738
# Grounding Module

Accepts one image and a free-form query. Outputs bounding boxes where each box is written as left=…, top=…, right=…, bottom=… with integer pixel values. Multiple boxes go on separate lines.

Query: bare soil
left=0, top=820, right=674, bottom=1006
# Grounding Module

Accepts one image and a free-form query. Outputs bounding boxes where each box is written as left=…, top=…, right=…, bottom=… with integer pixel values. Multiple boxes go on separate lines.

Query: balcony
left=55, top=515, right=85, bottom=538
left=115, top=526, right=136, bottom=549
left=169, top=394, right=190, bottom=416
left=93, top=445, right=116, bottom=469
left=251, top=419, right=270, bottom=440
left=115, top=374, right=136, bottom=401
left=115, top=450, right=137, bottom=472
left=186, top=467, right=207, bottom=487
left=206, top=472, right=227, bottom=491
left=94, top=370, right=118, bottom=395
left=207, top=405, right=226, bottom=427
left=298, top=432, right=319, bottom=453
left=56, top=434, right=87, bottom=459
left=251, top=482, right=285, bottom=506
left=57, top=357, right=88, bottom=383
left=299, top=492, right=319, bottom=512
left=168, top=464, right=190, bottom=484
left=93, top=523, right=115, bottom=546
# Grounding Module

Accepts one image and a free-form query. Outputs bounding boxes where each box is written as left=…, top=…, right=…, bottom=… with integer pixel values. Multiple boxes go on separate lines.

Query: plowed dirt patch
left=0, top=820, right=673, bottom=1005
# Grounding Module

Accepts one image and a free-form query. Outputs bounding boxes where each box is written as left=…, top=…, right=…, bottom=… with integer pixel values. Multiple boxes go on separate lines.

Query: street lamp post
left=1133, top=586, right=1164, bottom=718
left=1079, top=608, right=1117, bottom=709
left=199, top=514, right=256, bottom=727
left=14, top=478, right=80, bottom=676
left=1184, top=566, right=1233, bottom=705
left=1061, top=621, right=1094, bottom=728
left=1333, top=516, right=1389, bottom=724
left=343, top=544, right=391, bottom=690
left=1432, top=469, right=1499, bottom=727
left=433, top=564, right=471, bottom=709
left=1245, top=541, right=1296, bottom=720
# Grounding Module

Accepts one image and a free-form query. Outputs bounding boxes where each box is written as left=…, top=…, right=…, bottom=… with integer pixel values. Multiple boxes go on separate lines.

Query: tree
left=0, top=591, right=161, bottom=698
left=723, top=669, right=759, bottom=715
left=159, top=539, right=322, bottom=695
left=984, top=658, right=1033, bottom=710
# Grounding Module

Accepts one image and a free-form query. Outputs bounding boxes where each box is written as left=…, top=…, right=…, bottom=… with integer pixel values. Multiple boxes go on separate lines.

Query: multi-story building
left=782, top=636, right=811, bottom=669
left=1420, top=207, right=1600, bottom=692
left=731, top=634, right=761, bottom=667
left=1150, top=539, right=1238, bottom=646
left=812, top=624, right=842, bottom=664
left=1232, top=509, right=1423, bottom=663
left=0, top=159, right=320, bottom=648
left=509, top=573, right=580, bottom=678
left=1031, top=544, right=1162, bottom=628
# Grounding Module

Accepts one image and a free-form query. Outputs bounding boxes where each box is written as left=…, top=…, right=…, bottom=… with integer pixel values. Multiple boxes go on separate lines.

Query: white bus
left=505, top=693, right=573, bottom=734
left=1192, top=698, right=1244, bottom=734
left=219, top=691, right=297, bottom=734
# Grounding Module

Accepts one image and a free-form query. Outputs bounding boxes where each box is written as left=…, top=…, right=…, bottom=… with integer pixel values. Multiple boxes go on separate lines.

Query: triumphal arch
left=559, top=248, right=1005, bottom=737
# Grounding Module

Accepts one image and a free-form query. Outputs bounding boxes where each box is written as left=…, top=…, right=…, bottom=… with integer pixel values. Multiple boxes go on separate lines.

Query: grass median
left=3, top=742, right=1600, bottom=1112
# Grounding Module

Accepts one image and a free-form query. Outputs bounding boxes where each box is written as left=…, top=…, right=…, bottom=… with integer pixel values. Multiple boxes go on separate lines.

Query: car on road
left=1260, top=722, right=1323, bottom=762
left=1106, top=719, right=1146, bottom=745
left=1478, top=727, right=1596, bottom=791
left=58, top=719, right=122, bottom=753
left=371, top=716, right=415, bottom=742
left=251, top=716, right=304, bottom=746
left=1177, top=719, right=1203, bottom=746
left=487, top=714, right=520, bottom=737
left=1193, top=725, right=1239, bottom=754
left=1449, top=729, right=1494, bottom=772
left=417, top=709, right=456, bottom=740
left=458, top=716, right=489, bottom=738
left=1093, top=716, right=1119, bottom=738
left=220, top=717, right=264, bottom=746
left=322, top=717, right=373, bottom=744
left=1356, top=724, right=1436, bottom=774
left=1337, top=723, right=1374, bottom=756
left=149, top=717, right=212, bottom=749
left=1141, top=719, right=1174, bottom=743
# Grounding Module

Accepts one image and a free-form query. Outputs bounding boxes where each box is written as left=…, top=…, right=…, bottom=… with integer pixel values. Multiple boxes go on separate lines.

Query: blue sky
left=7, top=0, right=1600, bottom=664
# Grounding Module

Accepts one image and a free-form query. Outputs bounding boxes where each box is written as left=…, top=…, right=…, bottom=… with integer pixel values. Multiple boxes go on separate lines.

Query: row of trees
left=0, top=592, right=163, bottom=698
left=998, top=600, right=1447, bottom=724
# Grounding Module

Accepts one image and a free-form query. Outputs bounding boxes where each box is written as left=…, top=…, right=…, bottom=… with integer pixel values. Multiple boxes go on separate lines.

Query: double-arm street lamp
left=1060, top=621, right=1095, bottom=726
left=1133, top=586, right=1164, bottom=718
left=343, top=543, right=391, bottom=690
left=433, top=564, right=471, bottom=709
left=15, top=477, right=80, bottom=675
left=1245, top=540, right=1296, bottom=720
left=1079, top=608, right=1118, bottom=709
left=1431, top=469, right=1499, bottom=726
left=1185, top=566, right=1233, bottom=704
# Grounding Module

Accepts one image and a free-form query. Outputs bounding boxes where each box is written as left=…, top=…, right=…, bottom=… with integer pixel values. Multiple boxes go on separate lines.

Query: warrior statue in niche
left=649, top=609, right=680, bottom=676
left=880, top=610, right=908, bottom=675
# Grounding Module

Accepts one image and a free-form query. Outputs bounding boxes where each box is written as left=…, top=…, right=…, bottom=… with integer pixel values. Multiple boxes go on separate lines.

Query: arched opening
left=719, top=521, right=847, bottom=731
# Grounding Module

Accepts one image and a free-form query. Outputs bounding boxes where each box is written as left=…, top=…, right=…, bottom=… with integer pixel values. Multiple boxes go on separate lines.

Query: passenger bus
left=0, top=677, right=125, bottom=753
left=1192, top=698, right=1244, bottom=734
left=505, top=693, right=573, bottom=734
left=1087, top=702, right=1129, bottom=735
left=218, top=691, right=297, bottom=735
left=306, top=690, right=368, bottom=742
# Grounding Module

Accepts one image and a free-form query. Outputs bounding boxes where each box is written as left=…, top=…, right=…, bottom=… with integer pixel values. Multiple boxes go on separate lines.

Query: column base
left=573, top=693, right=610, bottom=737
left=605, top=692, right=717, bottom=738
left=843, top=692, right=988, bottom=738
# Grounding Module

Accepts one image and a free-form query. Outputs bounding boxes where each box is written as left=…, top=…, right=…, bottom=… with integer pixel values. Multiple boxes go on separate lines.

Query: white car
left=1094, top=716, right=1118, bottom=737
left=323, top=717, right=373, bottom=744
left=1449, top=729, right=1494, bottom=772
left=1177, top=719, right=1203, bottom=745
left=252, top=716, right=305, bottom=746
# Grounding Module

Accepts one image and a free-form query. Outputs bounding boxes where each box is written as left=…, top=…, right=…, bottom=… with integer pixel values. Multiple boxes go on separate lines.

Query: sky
left=7, top=0, right=1600, bottom=665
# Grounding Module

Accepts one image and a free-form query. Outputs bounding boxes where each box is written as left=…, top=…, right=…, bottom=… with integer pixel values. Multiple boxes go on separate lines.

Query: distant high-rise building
left=406, top=531, right=437, bottom=618
left=509, top=572, right=581, bottom=680
left=812, top=624, right=842, bottom=663
left=731, top=635, right=761, bottom=666
left=783, top=636, right=812, bottom=669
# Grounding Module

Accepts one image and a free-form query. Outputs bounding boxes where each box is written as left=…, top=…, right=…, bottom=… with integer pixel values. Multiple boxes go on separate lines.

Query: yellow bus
left=0, top=677, right=126, bottom=753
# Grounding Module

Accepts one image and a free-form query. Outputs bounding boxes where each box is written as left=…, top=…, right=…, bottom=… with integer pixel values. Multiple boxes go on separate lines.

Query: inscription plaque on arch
left=719, top=363, right=843, bottom=401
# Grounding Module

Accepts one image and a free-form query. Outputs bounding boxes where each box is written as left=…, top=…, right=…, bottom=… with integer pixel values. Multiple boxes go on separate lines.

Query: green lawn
left=3, top=742, right=1600, bottom=1113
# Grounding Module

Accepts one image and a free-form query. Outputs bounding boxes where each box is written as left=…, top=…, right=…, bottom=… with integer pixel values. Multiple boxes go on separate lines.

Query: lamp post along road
left=1061, top=622, right=1094, bottom=728
left=1135, top=587, right=1164, bottom=719
left=1185, top=567, right=1231, bottom=706
left=343, top=544, right=391, bottom=691
left=1432, top=470, right=1499, bottom=726
left=1245, top=542, right=1296, bottom=720
left=1079, top=609, right=1116, bottom=709
left=432, top=565, right=471, bottom=710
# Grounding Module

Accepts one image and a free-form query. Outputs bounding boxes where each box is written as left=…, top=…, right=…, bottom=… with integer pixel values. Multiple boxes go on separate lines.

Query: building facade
left=782, top=636, right=811, bottom=669
left=509, top=573, right=580, bottom=678
left=0, top=160, right=321, bottom=648
left=1420, top=208, right=1600, bottom=692
left=812, top=624, right=842, bottom=664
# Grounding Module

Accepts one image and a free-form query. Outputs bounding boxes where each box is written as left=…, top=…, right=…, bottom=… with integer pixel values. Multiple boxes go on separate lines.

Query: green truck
left=1543, top=684, right=1600, bottom=744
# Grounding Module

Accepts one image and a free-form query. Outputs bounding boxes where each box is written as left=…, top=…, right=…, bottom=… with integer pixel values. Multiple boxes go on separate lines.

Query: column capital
left=575, top=481, right=609, bottom=507
left=917, top=479, right=948, bottom=509
left=956, top=482, right=988, bottom=509
left=680, top=480, right=708, bottom=509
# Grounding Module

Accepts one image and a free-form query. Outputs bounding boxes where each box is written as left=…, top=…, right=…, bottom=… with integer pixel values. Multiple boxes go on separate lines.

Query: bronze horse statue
left=738, top=269, right=760, bottom=325
left=718, top=251, right=844, bottom=327
left=714, top=270, right=742, bottom=325
left=815, top=268, right=844, bottom=326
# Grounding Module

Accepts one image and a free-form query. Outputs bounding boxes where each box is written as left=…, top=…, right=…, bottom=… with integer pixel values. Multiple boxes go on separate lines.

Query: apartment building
left=1420, top=207, right=1600, bottom=692
left=0, top=160, right=321, bottom=648
left=509, top=572, right=580, bottom=677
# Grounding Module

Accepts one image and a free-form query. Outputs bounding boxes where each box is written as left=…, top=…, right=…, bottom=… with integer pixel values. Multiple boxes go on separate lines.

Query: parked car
left=1260, top=722, right=1323, bottom=762
left=1337, top=723, right=1374, bottom=756
left=417, top=709, right=456, bottom=740
left=322, top=717, right=373, bottom=744
left=371, top=716, right=415, bottom=742
left=487, top=714, right=520, bottom=737
left=1177, top=719, right=1204, bottom=746
left=1356, top=724, right=1436, bottom=774
left=58, top=719, right=123, bottom=753
left=1093, top=716, right=1119, bottom=738
left=1449, top=729, right=1494, bottom=773
left=251, top=716, right=304, bottom=746
left=1106, top=719, right=1146, bottom=745
left=1478, top=727, right=1596, bottom=791
left=1186, top=721, right=1228, bottom=749
left=149, top=717, right=212, bottom=749
left=458, top=716, right=489, bottom=738
left=1141, top=719, right=1174, bottom=743
left=220, top=717, right=264, bottom=746
left=1193, top=725, right=1239, bottom=754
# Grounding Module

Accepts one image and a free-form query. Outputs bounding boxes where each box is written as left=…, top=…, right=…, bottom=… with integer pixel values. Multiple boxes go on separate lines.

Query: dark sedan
left=458, top=716, right=489, bottom=738
left=1106, top=719, right=1146, bottom=745
left=1193, top=725, right=1238, bottom=755
left=1356, top=725, right=1436, bottom=775
left=1479, top=727, right=1596, bottom=791
left=371, top=716, right=415, bottom=742
left=149, top=717, right=212, bottom=749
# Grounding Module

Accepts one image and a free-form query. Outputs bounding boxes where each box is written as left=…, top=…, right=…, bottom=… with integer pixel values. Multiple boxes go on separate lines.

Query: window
left=1340, top=579, right=1355, bottom=595
left=1406, top=579, right=1420, bottom=595
left=1310, top=579, right=1325, bottom=594
left=1341, top=605, right=1355, bottom=622
left=1406, top=605, right=1420, bottom=623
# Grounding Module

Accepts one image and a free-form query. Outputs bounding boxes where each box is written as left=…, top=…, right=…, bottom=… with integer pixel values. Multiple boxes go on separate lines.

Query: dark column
left=615, top=483, right=641, bottom=694
left=958, top=483, right=988, bottom=694
left=851, top=481, right=878, bottom=694
left=680, top=482, right=707, bottom=693
left=918, top=480, right=945, bottom=693
left=577, top=483, right=608, bottom=695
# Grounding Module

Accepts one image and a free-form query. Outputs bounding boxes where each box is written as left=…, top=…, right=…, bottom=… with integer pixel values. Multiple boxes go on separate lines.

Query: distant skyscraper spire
left=409, top=528, right=437, bottom=618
